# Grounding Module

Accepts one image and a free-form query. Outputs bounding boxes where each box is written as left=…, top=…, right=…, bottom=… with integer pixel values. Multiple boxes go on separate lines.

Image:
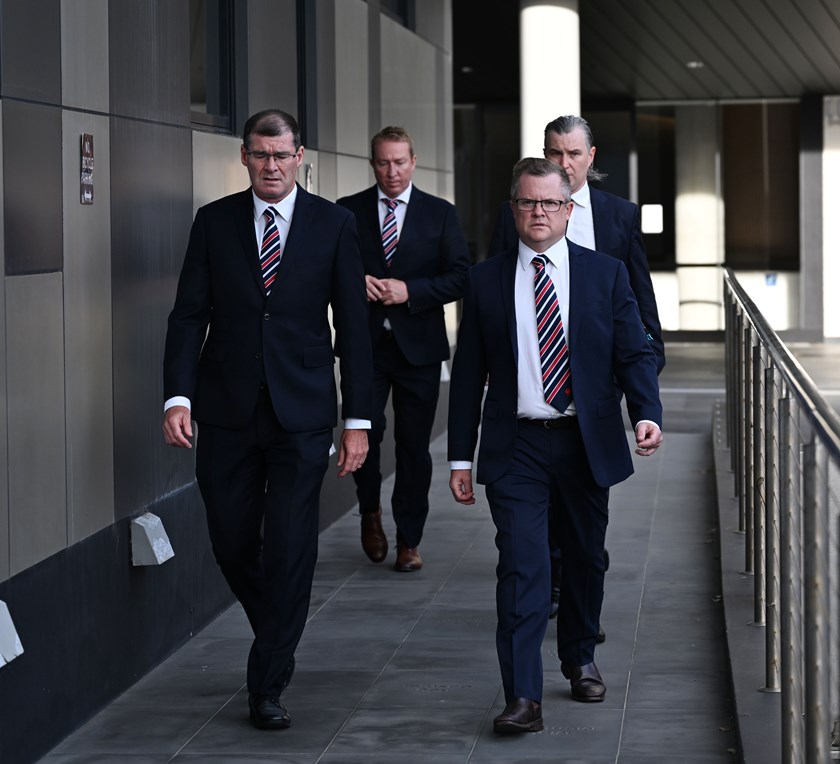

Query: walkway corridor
left=40, top=344, right=742, bottom=763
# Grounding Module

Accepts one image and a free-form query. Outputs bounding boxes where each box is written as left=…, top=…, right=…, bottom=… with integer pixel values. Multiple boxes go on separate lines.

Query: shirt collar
left=517, top=237, right=569, bottom=271
left=377, top=182, right=412, bottom=205
left=571, top=181, right=590, bottom=209
left=253, top=183, right=298, bottom=221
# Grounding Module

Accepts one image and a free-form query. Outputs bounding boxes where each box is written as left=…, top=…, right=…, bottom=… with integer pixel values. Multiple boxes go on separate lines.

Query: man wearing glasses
left=163, top=109, right=372, bottom=731
left=448, top=158, right=662, bottom=732
left=489, top=115, right=666, bottom=635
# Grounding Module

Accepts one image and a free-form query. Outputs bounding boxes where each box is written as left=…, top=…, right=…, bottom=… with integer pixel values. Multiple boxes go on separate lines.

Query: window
left=190, top=0, right=234, bottom=130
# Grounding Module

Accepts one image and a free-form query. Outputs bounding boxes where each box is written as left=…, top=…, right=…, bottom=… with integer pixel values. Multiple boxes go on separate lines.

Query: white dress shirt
left=566, top=181, right=595, bottom=250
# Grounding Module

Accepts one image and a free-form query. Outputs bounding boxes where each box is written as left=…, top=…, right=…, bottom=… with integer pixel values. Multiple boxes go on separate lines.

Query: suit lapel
left=280, top=184, right=313, bottom=274
left=499, top=251, right=519, bottom=363
left=567, top=241, right=586, bottom=351
left=235, top=189, right=265, bottom=294
left=389, top=187, right=422, bottom=274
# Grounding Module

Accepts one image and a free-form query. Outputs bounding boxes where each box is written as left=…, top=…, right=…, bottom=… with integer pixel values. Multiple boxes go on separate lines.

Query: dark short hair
left=510, top=157, right=572, bottom=201
left=243, top=110, right=301, bottom=150
left=370, top=126, right=415, bottom=159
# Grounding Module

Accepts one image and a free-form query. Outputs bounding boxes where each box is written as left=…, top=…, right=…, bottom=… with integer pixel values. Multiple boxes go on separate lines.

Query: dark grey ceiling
left=453, top=0, right=840, bottom=105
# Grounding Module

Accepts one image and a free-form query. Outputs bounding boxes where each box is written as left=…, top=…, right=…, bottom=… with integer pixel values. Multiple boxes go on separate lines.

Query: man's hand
left=163, top=406, right=194, bottom=449
left=365, top=275, right=408, bottom=305
left=449, top=469, right=476, bottom=505
left=634, top=421, right=663, bottom=456
left=337, top=428, right=369, bottom=477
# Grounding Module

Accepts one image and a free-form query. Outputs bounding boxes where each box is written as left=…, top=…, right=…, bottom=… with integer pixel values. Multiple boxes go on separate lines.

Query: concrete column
left=675, top=104, right=725, bottom=330
left=822, top=96, right=840, bottom=339
left=519, top=0, right=579, bottom=157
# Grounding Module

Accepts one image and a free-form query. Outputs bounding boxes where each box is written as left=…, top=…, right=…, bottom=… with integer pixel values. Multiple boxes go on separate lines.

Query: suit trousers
left=352, top=332, right=440, bottom=547
left=486, top=418, right=609, bottom=703
left=195, top=387, right=331, bottom=696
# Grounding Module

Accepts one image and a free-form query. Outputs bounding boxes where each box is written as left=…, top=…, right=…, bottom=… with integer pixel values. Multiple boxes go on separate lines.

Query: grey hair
left=543, top=114, right=607, bottom=183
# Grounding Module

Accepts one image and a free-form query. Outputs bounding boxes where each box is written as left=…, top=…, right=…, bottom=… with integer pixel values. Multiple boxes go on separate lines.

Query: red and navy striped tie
left=260, top=207, right=281, bottom=295
left=382, top=198, right=399, bottom=267
left=532, top=254, right=572, bottom=412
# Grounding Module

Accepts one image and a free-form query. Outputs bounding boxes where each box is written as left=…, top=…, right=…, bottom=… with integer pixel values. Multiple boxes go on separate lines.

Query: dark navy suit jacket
left=336, top=185, right=470, bottom=367
left=448, top=241, right=662, bottom=489
left=164, top=185, right=372, bottom=430
left=488, top=188, right=665, bottom=372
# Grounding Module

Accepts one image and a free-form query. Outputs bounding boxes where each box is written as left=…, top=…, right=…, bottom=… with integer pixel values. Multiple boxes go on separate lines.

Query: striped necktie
left=382, top=198, right=399, bottom=267
left=260, top=206, right=281, bottom=294
left=532, top=254, right=572, bottom=412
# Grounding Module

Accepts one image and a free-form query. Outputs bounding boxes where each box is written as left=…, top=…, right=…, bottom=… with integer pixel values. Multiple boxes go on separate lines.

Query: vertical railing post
left=744, top=325, right=755, bottom=573
left=803, top=440, right=830, bottom=763
left=762, top=364, right=781, bottom=690
left=724, top=285, right=736, bottom=450
left=752, top=345, right=766, bottom=623
left=735, top=309, right=745, bottom=509
left=779, top=396, right=804, bottom=762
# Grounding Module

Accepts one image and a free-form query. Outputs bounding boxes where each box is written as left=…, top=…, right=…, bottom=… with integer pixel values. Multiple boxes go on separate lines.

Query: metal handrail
left=723, top=268, right=840, bottom=762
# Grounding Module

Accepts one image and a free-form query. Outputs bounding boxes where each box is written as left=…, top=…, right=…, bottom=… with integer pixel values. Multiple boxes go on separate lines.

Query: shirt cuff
left=345, top=418, right=371, bottom=429
left=164, top=396, right=191, bottom=412
left=449, top=461, right=472, bottom=470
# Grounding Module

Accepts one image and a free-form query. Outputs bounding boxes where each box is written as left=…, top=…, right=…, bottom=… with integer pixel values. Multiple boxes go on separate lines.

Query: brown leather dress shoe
left=361, top=508, right=388, bottom=563
left=493, top=697, right=543, bottom=734
left=394, top=534, right=423, bottom=572
left=561, top=661, right=606, bottom=702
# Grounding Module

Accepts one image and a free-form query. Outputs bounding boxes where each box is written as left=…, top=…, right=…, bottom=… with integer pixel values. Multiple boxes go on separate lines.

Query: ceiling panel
left=453, top=0, right=840, bottom=105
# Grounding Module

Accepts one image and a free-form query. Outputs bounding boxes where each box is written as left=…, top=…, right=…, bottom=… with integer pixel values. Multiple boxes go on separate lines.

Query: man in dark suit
left=489, top=115, right=666, bottom=629
left=337, top=126, right=470, bottom=572
left=448, top=158, right=662, bottom=733
left=162, top=110, right=372, bottom=730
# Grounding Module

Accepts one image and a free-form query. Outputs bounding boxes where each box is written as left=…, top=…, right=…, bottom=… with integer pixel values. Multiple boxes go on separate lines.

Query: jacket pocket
left=303, top=345, right=336, bottom=367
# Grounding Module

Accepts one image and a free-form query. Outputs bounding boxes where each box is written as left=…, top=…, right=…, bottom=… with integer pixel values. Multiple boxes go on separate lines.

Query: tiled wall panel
left=246, top=0, right=298, bottom=116
left=0, top=104, right=7, bottom=582
left=108, top=0, right=189, bottom=125
left=62, top=111, right=115, bottom=542
left=334, top=0, right=369, bottom=160
left=0, top=0, right=61, bottom=104
left=61, top=0, right=110, bottom=112
left=3, top=101, right=63, bottom=274
left=7, top=273, right=67, bottom=575
left=110, top=117, right=193, bottom=517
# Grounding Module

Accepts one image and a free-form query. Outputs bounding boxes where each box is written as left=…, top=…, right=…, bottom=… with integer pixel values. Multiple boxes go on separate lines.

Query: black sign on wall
left=80, top=133, right=94, bottom=204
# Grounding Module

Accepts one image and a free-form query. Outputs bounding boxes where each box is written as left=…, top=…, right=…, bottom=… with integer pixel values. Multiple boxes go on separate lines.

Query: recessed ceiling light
left=686, top=60, right=704, bottom=69
left=461, top=65, right=473, bottom=74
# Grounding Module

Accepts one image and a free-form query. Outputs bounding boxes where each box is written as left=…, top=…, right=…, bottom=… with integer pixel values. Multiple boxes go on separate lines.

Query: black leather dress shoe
left=493, top=697, right=543, bottom=734
left=248, top=694, right=291, bottom=729
left=561, top=661, right=606, bottom=702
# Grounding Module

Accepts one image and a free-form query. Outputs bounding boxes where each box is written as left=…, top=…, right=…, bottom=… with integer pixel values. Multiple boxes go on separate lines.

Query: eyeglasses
left=513, top=199, right=568, bottom=213
left=246, top=150, right=299, bottom=163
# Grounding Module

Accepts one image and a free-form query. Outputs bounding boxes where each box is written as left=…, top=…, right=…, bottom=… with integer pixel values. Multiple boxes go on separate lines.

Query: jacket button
left=264, top=313, right=270, bottom=321
left=255, top=353, right=263, bottom=360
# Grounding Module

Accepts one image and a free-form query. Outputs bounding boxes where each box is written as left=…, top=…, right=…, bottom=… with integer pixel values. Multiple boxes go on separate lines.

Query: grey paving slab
left=43, top=341, right=832, bottom=763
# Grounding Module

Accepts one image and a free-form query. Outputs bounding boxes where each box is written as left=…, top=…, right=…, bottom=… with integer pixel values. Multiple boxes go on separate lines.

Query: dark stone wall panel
left=109, top=117, right=193, bottom=519
left=108, top=0, right=190, bottom=125
left=3, top=101, right=63, bottom=274
left=0, top=485, right=230, bottom=764
left=0, top=0, right=61, bottom=103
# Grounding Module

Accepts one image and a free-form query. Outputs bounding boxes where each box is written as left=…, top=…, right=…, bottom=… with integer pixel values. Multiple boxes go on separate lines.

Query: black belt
left=519, top=416, right=578, bottom=430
